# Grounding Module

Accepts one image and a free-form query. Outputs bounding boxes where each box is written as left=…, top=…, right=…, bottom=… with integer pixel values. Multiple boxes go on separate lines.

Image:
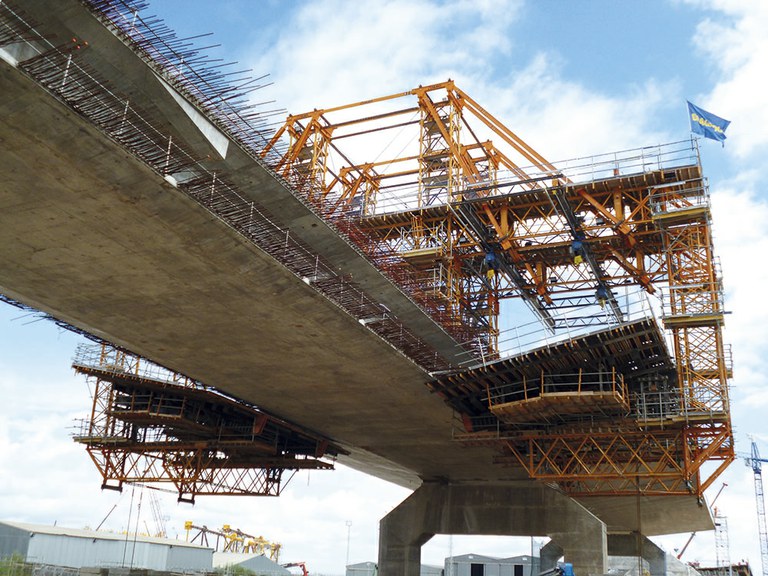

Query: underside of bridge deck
left=0, top=0, right=713, bottom=541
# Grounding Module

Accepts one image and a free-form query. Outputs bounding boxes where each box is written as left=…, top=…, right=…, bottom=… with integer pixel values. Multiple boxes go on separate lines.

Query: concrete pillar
left=608, top=533, right=666, bottom=576
left=378, top=481, right=607, bottom=576
left=540, top=540, right=564, bottom=573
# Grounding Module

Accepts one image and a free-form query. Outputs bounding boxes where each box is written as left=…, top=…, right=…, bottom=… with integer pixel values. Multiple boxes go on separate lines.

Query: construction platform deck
left=429, top=318, right=674, bottom=428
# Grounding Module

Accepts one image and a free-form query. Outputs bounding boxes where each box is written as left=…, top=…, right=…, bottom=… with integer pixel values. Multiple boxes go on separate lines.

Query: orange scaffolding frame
left=262, top=81, right=734, bottom=497
left=72, top=344, right=340, bottom=502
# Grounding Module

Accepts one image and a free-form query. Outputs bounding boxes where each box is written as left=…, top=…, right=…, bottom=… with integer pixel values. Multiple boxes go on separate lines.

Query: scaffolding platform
left=429, top=317, right=673, bottom=427
left=72, top=344, right=343, bottom=501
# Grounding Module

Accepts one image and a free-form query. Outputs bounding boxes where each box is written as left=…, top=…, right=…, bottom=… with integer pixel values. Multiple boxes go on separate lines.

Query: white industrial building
left=445, top=553, right=534, bottom=576
left=346, top=561, right=442, bottom=575
left=0, top=520, right=213, bottom=572
left=346, top=561, right=378, bottom=575
left=438, top=550, right=703, bottom=576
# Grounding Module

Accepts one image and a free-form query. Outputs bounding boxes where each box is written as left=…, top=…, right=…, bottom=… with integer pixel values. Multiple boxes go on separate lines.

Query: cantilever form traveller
left=267, top=80, right=734, bottom=499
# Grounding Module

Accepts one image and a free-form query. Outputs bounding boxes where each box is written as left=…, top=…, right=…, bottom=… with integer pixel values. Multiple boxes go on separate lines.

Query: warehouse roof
left=0, top=520, right=211, bottom=550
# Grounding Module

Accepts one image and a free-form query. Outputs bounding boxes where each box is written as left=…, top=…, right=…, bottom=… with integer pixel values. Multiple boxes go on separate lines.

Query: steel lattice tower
left=748, top=439, right=768, bottom=576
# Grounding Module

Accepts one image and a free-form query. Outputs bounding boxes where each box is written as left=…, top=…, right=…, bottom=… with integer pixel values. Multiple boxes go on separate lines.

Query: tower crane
left=745, top=438, right=768, bottom=576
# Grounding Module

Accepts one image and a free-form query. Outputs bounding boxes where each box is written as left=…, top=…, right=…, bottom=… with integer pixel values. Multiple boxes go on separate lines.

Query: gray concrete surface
left=540, top=540, right=565, bottom=573
left=0, top=0, right=712, bottom=542
left=608, top=535, right=666, bottom=576
left=378, top=482, right=607, bottom=576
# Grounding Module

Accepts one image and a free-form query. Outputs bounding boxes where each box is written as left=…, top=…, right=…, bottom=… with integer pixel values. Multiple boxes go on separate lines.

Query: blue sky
left=2, top=0, right=768, bottom=574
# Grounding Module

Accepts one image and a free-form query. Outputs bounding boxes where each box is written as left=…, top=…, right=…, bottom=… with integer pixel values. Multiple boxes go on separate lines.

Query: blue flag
left=687, top=101, right=730, bottom=144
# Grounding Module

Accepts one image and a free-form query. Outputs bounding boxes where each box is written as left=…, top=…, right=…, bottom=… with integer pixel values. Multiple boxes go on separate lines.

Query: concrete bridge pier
left=540, top=540, right=565, bottom=572
left=378, top=481, right=607, bottom=576
left=607, top=533, right=667, bottom=576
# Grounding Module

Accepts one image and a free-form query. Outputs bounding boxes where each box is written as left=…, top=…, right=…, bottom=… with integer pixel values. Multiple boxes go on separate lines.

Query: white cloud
left=248, top=0, right=524, bottom=114
left=682, top=2, right=768, bottom=560
left=472, top=54, right=678, bottom=161
left=250, top=0, right=679, bottom=172
left=682, top=15, right=768, bottom=568
left=683, top=0, right=768, bottom=158
left=711, top=182, right=768, bottom=410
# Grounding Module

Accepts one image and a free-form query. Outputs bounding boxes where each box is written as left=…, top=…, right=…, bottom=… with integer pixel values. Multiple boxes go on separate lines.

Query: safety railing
left=650, top=182, right=710, bottom=218
left=73, top=343, right=200, bottom=388
left=456, top=287, right=662, bottom=368
left=659, top=285, right=725, bottom=320
left=723, top=343, right=734, bottom=375
left=487, top=368, right=628, bottom=408
left=633, top=390, right=682, bottom=423
left=71, top=416, right=167, bottom=444
left=553, top=139, right=699, bottom=184
left=110, top=391, right=186, bottom=418
left=353, top=139, right=701, bottom=215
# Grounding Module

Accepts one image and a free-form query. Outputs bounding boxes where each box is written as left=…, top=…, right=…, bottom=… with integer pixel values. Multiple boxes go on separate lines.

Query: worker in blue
left=570, top=233, right=585, bottom=265
left=595, top=285, right=609, bottom=308
left=485, top=249, right=499, bottom=279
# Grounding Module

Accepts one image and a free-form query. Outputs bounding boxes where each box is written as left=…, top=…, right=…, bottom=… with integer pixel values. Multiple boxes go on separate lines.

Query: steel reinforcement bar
left=82, top=0, right=482, bottom=360
left=0, top=2, right=451, bottom=371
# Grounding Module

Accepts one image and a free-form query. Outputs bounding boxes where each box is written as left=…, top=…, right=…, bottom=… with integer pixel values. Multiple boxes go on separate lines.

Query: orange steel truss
left=492, top=423, right=732, bottom=496
left=72, top=344, right=340, bottom=502
left=260, top=79, right=579, bottom=354
left=262, top=81, right=734, bottom=497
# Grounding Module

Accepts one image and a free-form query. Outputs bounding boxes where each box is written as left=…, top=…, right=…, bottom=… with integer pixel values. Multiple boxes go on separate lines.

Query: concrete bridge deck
left=0, top=0, right=710, bottom=551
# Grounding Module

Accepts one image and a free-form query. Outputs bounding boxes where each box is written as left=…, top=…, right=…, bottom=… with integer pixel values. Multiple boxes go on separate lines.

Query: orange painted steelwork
left=72, top=344, right=339, bottom=502
left=263, top=82, right=733, bottom=497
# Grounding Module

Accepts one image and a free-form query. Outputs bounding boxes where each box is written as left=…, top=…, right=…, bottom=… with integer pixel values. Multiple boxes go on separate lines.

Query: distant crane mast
left=746, top=438, right=768, bottom=576
left=147, top=490, right=167, bottom=538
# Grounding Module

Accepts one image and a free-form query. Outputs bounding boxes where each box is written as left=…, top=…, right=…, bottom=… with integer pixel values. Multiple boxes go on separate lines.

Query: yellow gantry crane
left=261, top=80, right=733, bottom=497
left=185, top=521, right=282, bottom=561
